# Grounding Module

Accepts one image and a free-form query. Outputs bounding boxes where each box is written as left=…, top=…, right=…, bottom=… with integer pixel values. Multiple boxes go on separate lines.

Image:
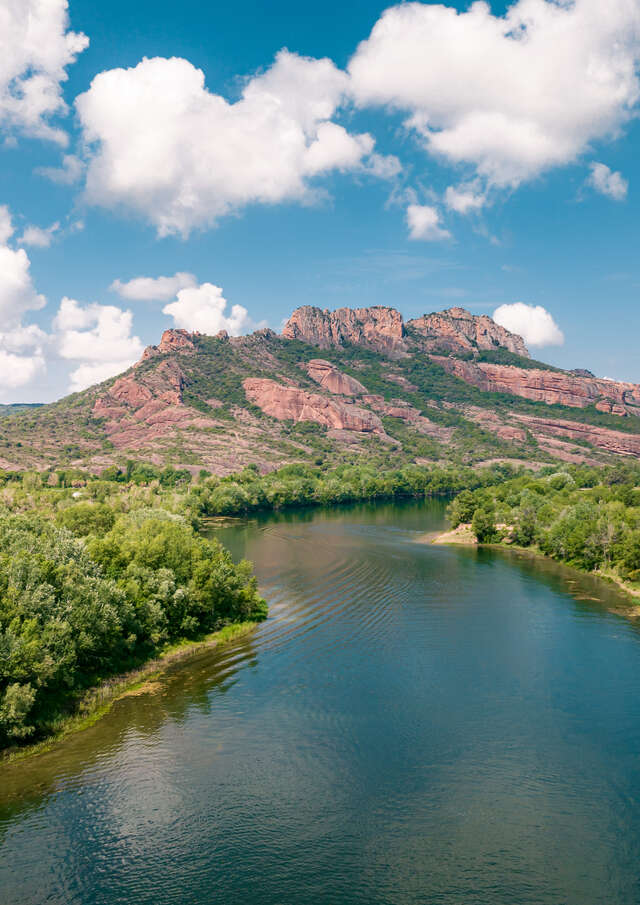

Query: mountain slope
left=3, top=306, right=640, bottom=474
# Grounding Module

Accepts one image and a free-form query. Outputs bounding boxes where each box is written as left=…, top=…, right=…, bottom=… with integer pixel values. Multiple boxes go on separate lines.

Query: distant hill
left=2, top=306, right=640, bottom=474
left=0, top=403, right=43, bottom=417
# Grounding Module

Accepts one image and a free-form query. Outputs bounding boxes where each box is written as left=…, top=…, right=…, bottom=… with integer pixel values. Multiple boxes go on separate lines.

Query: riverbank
left=428, top=525, right=640, bottom=617
left=1, top=621, right=259, bottom=764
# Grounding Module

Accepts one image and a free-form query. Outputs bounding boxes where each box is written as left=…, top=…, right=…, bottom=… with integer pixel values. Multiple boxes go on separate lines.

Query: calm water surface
left=2, top=500, right=640, bottom=904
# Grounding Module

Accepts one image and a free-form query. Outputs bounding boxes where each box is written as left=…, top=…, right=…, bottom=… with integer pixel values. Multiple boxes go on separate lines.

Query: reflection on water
left=2, top=500, right=640, bottom=905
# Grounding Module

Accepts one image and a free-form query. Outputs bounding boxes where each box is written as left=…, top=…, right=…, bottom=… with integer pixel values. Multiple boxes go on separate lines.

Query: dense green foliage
left=449, top=462, right=640, bottom=584
left=189, top=461, right=518, bottom=517
left=0, top=506, right=266, bottom=749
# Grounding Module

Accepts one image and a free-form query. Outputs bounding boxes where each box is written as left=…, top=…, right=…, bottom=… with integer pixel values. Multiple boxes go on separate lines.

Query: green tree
left=472, top=507, right=496, bottom=543
left=57, top=502, right=116, bottom=537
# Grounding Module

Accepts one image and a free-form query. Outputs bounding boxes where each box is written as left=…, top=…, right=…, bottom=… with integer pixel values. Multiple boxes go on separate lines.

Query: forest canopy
left=0, top=509, right=266, bottom=748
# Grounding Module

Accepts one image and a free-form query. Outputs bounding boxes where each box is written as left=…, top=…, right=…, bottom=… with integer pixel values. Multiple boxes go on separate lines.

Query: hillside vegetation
left=2, top=306, right=640, bottom=475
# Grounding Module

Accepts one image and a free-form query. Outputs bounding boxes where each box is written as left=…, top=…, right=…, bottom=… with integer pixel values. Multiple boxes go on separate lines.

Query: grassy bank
left=2, top=621, right=258, bottom=764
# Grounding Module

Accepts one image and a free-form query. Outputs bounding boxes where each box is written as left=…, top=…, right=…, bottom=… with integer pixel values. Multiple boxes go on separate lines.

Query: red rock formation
left=282, top=306, right=406, bottom=355
left=408, top=308, right=529, bottom=357
left=92, top=359, right=218, bottom=449
left=243, top=378, right=386, bottom=435
left=360, top=395, right=453, bottom=441
left=306, top=359, right=368, bottom=395
left=435, top=357, right=640, bottom=416
left=142, top=329, right=197, bottom=359
left=513, top=414, right=640, bottom=458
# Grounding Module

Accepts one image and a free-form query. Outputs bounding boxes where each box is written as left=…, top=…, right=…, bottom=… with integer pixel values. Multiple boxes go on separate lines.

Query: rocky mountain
left=2, top=305, right=640, bottom=475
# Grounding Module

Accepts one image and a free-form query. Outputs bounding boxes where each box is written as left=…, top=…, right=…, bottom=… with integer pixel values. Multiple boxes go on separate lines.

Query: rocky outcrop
left=243, top=378, right=387, bottom=435
left=360, top=394, right=453, bottom=441
left=282, top=306, right=406, bottom=355
left=306, top=359, right=368, bottom=396
left=283, top=305, right=532, bottom=360
left=143, top=329, right=197, bottom=359
left=513, top=414, right=640, bottom=458
left=92, top=359, right=218, bottom=449
left=435, top=357, right=640, bottom=416
left=408, top=308, right=529, bottom=357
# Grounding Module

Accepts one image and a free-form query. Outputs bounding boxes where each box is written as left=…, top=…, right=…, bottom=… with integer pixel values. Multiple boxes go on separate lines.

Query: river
left=2, top=500, right=640, bottom=904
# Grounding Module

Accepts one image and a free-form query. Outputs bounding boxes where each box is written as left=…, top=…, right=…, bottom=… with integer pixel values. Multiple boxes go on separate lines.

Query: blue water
left=2, top=500, right=640, bottom=904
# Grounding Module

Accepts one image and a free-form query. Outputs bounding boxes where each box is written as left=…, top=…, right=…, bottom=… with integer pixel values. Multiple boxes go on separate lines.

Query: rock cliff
left=407, top=307, right=529, bottom=357
left=282, top=304, right=530, bottom=359
left=243, top=378, right=387, bottom=436
left=282, top=306, right=406, bottom=355
left=143, top=328, right=197, bottom=359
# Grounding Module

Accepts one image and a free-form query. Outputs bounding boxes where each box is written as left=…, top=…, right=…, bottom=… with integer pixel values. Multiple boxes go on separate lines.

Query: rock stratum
left=2, top=304, right=640, bottom=474
left=436, top=358, right=640, bottom=416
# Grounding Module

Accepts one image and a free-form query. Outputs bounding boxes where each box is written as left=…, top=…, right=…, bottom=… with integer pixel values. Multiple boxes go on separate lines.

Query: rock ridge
left=407, top=307, right=529, bottom=357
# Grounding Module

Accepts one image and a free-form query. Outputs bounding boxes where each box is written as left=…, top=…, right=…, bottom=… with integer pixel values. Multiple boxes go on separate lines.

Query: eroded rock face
left=282, top=306, right=406, bottom=355
left=408, top=308, right=529, bottom=357
left=92, top=359, right=218, bottom=449
left=243, top=377, right=386, bottom=435
left=143, top=329, right=197, bottom=359
left=306, top=359, right=368, bottom=396
left=435, top=358, right=640, bottom=416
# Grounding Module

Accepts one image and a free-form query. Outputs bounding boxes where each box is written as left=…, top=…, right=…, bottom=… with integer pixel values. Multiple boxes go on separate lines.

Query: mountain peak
left=282, top=304, right=529, bottom=358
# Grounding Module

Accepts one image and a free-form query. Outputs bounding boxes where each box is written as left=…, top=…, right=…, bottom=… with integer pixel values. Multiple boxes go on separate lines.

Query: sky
left=0, top=0, right=639, bottom=403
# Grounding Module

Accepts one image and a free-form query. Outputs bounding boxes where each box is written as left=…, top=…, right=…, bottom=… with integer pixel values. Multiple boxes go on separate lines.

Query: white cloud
left=587, top=162, right=628, bottom=201
left=54, top=297, right=144, bottom=392
left=20, top=222, right=60, bottom=248
left=36, top=153, right=84, bottom=184
left=0, top=245, right=46, bottom=324
left=111, top=271, right=197, bottom=301
left=163, top=283, right=265, bottom=335
left=444, top=183, right=486, bottom=214
left=0, top=210, right=48, bottom=392
left=0, top=349, right=45, bottom=389
left=0, top=205, right=13, bottom=244
left=349, top=1, right=640, bottom=191
left=493, top=302, right=564, bottom=348
left=75, top=50, right=391, bottom=236
left=406, top=204, right=451, bottom=241
left=0, top=1, right=88, bottom=145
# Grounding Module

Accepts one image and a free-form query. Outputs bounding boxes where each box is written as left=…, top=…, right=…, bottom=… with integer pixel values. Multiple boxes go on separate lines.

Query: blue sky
left=0, top=0, right=639, bottom=402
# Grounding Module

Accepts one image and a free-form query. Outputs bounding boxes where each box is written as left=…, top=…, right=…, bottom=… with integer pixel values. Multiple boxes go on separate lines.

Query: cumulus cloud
left=406, top=204, right=451, bottom=241
left=0, top=205, right=13, bottom=244
left=0, top=1, right=88, bottom=144
left=444, top=183, right=486, bottom=214
left=0, top=245, right=46, bottom=324
left=493, top=302, right=564, bottom=348
left=163, top=283, right=265, bottom=335
left=587, top=162, right=628, bottom=201
left=349, top=0, right=640, bottom=192
left=54, top=297, right=144, bottom=392
left=0, top=207, right=49, bottom=392
left=75, top=50, right=393, bottom=236
left=20, top=222, right=60, bottom=248
left=36, top=153, right=84, bottom=185
left=111, top=272, right=198, bottom=301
